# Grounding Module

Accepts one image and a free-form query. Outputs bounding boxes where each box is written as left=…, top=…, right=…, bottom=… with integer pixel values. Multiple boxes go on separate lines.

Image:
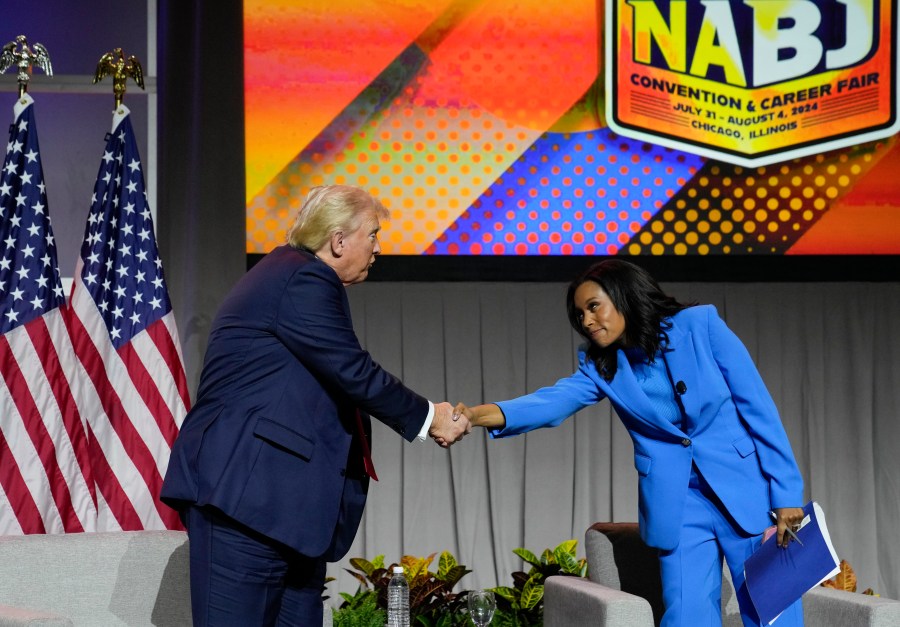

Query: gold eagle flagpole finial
left=93, top=48, right=145, bottom=109
left=0, top=35, right=53, bottom=99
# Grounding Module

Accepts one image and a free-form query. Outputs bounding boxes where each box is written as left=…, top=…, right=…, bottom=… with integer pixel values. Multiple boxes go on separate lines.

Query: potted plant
left=490, top=539, right=588, bottom=626
left=334, top=551, right=471, bottom=626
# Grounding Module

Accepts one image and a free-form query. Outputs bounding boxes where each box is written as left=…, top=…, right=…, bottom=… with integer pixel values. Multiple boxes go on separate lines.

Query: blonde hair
left=287, top=185, right=388, bottom=252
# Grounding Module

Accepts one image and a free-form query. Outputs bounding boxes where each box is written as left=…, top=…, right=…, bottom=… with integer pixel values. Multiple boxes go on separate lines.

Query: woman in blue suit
left=461, top=260, right=805, bottom=627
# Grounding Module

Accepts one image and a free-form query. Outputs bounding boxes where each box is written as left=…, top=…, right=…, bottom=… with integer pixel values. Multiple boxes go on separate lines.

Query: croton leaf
left=578, top=560, right=589, bottom=578
left=520, top=578, right=544, bottom=610
left=403, top=553, right=437, bottom=580
left=343, top=569, right=370, bottom=588
left=512, top=548, right=540, bottom=567
left=370, top=568, right=390, bottom=585
left=491, top=585, right=519, bottom=605
left=440, top=564, right=472, bottom=586
left=438, top=551, right=458, bottom=578
left=554, top=550, right=581, bottom=574
left=349, top=557, right=376, bottom=577
left=821, top=559, right=857, bottom=592
left=554, top=539, right=578, bottom=557
left=540, top=548, right=554, bottom=566
left=410, top=579, right=445, bottom=606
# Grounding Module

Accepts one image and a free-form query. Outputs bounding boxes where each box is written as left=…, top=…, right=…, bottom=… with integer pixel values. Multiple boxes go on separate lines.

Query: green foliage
left=339, top=551, right=471, bottom=627
left=490, top=539, right=588, bottom=626
left=334, top=541, right=587, bottom=626
left=332, top=590, right=385, bottom=627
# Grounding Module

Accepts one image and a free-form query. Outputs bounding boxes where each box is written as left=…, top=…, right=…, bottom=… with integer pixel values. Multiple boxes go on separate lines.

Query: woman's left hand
left=773, top=507, right=805, bottom=548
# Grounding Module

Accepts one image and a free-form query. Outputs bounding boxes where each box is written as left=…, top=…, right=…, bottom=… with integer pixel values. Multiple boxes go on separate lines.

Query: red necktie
left=355, top=409, right=378, bottom=481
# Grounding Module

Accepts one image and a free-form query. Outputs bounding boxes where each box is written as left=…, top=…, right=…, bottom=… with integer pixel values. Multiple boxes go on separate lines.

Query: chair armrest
left=0, top=604, right=73, bottom=627
left=544, top=576, right=655, bottom=627
left=803, top=587, right=900, bottom=627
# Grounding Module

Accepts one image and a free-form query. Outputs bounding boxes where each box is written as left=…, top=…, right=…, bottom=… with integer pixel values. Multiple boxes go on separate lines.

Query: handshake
left=429, top=401, right=474, bottom=448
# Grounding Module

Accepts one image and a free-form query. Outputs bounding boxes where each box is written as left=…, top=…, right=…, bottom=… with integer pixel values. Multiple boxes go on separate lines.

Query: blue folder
left=744, top=501, right=841, bottom=624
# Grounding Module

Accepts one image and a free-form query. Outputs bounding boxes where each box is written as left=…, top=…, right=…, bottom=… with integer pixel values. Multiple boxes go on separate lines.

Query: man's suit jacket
left=492, top=305, right=804, bottom=551
left=161, top=245, right=428, bottom=561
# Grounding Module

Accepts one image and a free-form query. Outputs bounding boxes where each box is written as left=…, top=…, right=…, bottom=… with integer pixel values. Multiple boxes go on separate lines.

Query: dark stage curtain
left=157, top=0, right=247, bottom=392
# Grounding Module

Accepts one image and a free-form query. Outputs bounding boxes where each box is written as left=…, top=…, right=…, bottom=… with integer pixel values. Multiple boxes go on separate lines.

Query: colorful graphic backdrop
left=244, top=0, right=900, bottom=256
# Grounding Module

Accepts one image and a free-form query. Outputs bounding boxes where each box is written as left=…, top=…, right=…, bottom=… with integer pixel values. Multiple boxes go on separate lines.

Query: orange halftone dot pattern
left=246, top=51, right=545, bottom=254
left=428, top=0, right=598, bottom=131
left=790, top=138, right=900, bottom=254
left=243, top=0, right=457, bottom=202
left=627, top=140, right=894, bottom=255
left=245, top=0, right=599, bottom=254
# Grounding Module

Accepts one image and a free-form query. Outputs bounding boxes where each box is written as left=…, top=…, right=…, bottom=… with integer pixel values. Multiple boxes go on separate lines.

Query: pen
left=769, top=510, right=803, bottom=545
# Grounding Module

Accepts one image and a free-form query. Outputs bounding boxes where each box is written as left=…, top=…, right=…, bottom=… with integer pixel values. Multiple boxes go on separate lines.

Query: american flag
left=65, top=104, right=190, bottom=531
left=0, top=94, right=98, bottom=534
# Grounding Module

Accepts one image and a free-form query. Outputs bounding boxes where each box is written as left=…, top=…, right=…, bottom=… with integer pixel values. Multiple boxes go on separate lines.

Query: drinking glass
left=467, top=589, right=496, bottom=626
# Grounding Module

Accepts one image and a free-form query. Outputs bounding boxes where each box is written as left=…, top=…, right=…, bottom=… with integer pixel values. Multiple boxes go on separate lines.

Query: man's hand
left=429, top=402, right=472, bottom=448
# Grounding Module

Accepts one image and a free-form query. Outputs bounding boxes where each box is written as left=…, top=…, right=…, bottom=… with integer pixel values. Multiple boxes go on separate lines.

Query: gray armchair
left=0, top=530, right=192, bottom=626
left=544, top=522, right=900, bottom=627
left=0, top=530, right=334, bottom=626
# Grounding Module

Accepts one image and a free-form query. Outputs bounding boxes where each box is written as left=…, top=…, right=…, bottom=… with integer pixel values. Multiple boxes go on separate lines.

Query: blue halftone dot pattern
left=429, top=128, right=704, bottom=255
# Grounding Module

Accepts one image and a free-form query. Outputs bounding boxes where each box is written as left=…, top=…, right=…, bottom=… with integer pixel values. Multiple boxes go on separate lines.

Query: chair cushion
left=0, top=531, right=191, bottom=626
left=586, top=523, right=665, bottom=626
left=544, top=576, right=655, bottom=627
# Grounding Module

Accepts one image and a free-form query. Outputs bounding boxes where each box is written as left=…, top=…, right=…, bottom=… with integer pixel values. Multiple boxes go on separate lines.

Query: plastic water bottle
left=387, top=565, right=409, bottom=627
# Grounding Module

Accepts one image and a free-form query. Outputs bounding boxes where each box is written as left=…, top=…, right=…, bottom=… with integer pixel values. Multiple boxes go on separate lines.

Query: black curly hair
left=566, top=260, right=692, bottom=381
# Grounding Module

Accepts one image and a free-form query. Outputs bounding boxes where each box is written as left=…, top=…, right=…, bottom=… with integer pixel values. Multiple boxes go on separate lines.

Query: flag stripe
left=0, top=331, right=83, bottom=532
left=119, top=330, right=179, bottom=447
left=147, top=317, right=191, bottom=414
left=83, top=425, right=145, bottom=531
left=0, top=429, right=44, bottom=534
left=69, top=288, right=183, bottom=531
left=27, top=312, right=97, bottom=508
left=63, top=299, right=175, bottom=525
left=69, top=279, right=174, bottom=467
left=0, top=316, right=97, bottom=535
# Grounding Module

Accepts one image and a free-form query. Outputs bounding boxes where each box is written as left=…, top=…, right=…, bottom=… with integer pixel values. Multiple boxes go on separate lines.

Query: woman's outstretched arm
left=454, top=402, right=506, bottom=430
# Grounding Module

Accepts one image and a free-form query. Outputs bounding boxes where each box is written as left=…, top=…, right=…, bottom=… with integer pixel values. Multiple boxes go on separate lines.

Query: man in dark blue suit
left=161, top=185, right=471, bottom=626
